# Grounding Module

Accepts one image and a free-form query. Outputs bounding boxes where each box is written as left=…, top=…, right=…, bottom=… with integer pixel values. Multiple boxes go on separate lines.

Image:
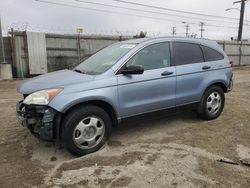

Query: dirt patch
left=98, top=178, right=113, bottom=187
left=110, top=176, right=133, bottom=187
left=55, top=151, right=145, bottom=178
left=94, top=167, right=104, bottom=176
left=0, top=80, right=48, bottom=188
left=196, top=158, right=250, bottom=187
left=144, top=153, right=161, bottom=165
left=112, top=169, right=121, bottom=176
left=60, top=179, right=89, bottom=188
left=108, top=140, right=124, bottom=147
left=50, top=156, right=57, bottom=162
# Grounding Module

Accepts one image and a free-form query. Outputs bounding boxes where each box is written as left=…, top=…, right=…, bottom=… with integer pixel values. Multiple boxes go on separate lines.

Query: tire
left=198, top=85, right=225, bottom=120
left=62, top=105, right=112, bottom=156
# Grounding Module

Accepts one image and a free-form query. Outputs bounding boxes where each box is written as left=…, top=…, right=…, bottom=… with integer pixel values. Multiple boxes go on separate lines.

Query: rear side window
left=172, top=42, right=204, bottom=66
left=201, top=45, right=224, bottom=62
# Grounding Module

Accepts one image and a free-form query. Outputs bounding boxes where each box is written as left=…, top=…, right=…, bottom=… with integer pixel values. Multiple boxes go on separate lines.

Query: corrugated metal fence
left=2, top=31, right=250, bottom=78
left=0, top=37, right=12, bottom=64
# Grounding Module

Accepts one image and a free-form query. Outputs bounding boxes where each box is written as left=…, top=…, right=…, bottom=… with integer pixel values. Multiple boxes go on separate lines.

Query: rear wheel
left=198, top=86, right=225, bottom=120
left=62, top=105, right=112, bottom=156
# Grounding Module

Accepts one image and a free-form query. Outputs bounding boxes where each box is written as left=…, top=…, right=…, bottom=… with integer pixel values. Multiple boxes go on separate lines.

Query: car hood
left=17, top=69, right=95, bottom=95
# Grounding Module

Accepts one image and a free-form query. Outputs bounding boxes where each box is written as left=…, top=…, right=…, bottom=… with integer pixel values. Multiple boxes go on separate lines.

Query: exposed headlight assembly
left=23, top=88, right=63, bottom=105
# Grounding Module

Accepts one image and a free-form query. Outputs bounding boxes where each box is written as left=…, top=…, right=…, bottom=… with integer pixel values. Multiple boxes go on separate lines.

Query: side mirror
left=121, top=65, right=144, bottom=75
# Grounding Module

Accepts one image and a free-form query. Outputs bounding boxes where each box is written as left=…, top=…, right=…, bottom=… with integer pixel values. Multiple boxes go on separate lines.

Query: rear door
left=117, top=42, right=176, bottom=118
left=172, top=42, right=207, bottom=106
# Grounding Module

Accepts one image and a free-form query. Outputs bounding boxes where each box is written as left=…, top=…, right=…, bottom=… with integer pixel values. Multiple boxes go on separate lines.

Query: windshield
left=75, top=43, right=137, bottom=75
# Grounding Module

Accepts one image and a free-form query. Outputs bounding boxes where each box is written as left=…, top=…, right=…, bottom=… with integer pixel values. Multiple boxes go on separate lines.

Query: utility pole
left=172, top=27, right=176, bottom=36
left=0, top=16, right=6, bottom=63
left=185, top=24, right=190, bottom=37
left=200, top=22, right=205, bottom=38
left=234, top=0, right=247, bottom=41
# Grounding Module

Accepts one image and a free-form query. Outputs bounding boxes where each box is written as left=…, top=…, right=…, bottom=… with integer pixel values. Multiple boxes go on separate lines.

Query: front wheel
left=198, top=86, right=225, bottom=120
left=62, top=105, right=112, bottom=156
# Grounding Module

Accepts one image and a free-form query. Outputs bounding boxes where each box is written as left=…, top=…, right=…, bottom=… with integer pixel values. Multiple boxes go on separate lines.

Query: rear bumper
left=228, top=79, right=233, bottom=92
left=16, top=101, right=61, bottom=141
left=227, top=72, right=233, bottom=92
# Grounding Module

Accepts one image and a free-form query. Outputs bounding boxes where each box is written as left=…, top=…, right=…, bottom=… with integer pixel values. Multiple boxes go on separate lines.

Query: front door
left=117, top=42, right=176, bottom=118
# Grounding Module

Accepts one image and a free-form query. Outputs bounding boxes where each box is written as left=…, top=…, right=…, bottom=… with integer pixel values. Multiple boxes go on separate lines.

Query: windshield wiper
left=74, top=69, right=86, bottom=74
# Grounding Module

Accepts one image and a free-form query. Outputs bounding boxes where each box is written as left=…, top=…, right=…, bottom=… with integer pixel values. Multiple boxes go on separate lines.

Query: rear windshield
left=75, top=43, right=136, bottom=75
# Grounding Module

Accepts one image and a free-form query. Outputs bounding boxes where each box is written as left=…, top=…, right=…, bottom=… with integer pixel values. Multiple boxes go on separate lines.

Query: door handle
left=202, top=66, right=211, bottom=70
left=161, top=71, right=174, bottom=76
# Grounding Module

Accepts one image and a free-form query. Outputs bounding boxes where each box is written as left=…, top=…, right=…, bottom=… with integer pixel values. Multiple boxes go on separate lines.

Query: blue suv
left=16, top=37, right=233, bottom=156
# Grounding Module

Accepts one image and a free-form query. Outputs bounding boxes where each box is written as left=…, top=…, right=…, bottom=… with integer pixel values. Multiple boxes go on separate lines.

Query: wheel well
left=62, top=100, right=119, bottom=127
left=200, top=82, right=227, bottom=102
left=211, top=82, right=228, bottom=93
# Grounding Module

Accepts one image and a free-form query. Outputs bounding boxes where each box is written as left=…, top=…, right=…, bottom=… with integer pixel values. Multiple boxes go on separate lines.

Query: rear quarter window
left=172, top=42, right=204, bottom=66
left=201, top=45, right=224, bottom=62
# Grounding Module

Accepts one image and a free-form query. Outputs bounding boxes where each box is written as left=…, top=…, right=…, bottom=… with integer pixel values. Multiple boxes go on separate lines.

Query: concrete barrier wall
left=45, top=34, right=130, bottom=72
left=10, top=32, right=132, bottom=77
left=6, top=31, right=250, bottom=78
left=0, top=63, right=13, bottom=79
left=218, top=41, right=250, bottom=66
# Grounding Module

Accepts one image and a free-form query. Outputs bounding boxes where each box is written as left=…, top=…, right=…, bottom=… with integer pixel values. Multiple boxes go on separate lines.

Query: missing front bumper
left=16, top=101, right=60, bottom=141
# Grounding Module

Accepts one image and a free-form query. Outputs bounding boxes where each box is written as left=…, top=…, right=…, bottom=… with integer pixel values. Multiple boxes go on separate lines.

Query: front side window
left=75, top=43, right=137, bottom=75
left=172, top=42, right=204, bottom=66
left=201, top=45, right=224, bottom=62
left=127, top=42, right=171, bottom=71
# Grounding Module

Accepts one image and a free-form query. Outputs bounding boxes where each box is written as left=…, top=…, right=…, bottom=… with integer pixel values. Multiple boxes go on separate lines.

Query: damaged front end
left=16, top=100, right=61, bottom=141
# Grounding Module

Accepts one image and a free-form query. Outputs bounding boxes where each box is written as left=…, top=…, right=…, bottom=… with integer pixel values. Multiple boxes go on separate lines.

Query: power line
left=75, top=0, right=244, bottom=25
left=34, top=0, right=245, bottom=30
left=110, top=0, right=244, bottom=21
left=33, top=0, right=200, bottom=25
left=206, top=23, right=238, bottom=29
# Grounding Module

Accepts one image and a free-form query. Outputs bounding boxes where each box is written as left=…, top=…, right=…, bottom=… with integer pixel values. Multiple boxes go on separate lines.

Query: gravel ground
left=0, top=67, right=250, bottom=188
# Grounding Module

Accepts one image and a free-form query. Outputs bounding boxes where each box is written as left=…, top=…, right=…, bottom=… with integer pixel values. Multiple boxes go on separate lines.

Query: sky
left=0, top=0, right=250, bottom=40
